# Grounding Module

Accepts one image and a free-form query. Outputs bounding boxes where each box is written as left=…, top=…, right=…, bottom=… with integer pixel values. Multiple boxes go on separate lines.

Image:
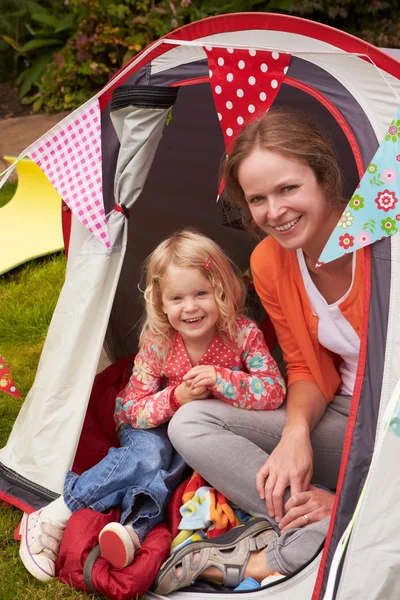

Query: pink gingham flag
left=28, top=97, right=110, bottom=247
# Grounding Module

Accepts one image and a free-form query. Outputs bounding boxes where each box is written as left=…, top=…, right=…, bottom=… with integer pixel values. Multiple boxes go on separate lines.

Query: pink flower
left=396, top=214, right=400, bottom=221
left=356, top=231, right=372, bottom=246
left=339, top=234, right=355, bottom=250
left=396, top=155, right=400, bottom=162
left=382, top=168, right=397, bottom=183
left=375, top=189, right=398, bottom=212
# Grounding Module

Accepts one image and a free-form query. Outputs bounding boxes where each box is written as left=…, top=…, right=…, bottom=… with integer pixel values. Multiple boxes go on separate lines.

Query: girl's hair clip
left=204, top=255, right=213, bottom=271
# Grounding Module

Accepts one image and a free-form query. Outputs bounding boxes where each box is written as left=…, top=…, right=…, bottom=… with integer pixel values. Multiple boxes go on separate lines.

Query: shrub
left=8, top=0, right=293, bottom=112
left=6, top=0, right=400, bottom=113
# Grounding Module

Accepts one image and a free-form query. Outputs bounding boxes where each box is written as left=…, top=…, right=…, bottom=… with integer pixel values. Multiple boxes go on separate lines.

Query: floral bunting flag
left=28, top=98, right=110, bottom=248
left=0, top=355, right=22, bottom=399
left=319, top=107, right=400, bottom=264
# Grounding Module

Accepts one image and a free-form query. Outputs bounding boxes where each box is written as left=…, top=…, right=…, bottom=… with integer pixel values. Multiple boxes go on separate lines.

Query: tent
left=1, top=11, right=400, bottom=600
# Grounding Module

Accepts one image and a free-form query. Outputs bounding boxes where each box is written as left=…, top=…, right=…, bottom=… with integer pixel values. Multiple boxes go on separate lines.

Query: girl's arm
left=188, top=324, right=286, bottom=410
left=114, top=340, right=181, bottom=430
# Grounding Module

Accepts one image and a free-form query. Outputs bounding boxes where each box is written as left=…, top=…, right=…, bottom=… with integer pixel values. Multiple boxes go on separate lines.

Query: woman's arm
left=256, top=380, right=327, bottom=523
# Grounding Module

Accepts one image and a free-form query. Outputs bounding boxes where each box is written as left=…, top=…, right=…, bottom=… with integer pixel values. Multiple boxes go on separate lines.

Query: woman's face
left=238, top=148, right=340, bottom=258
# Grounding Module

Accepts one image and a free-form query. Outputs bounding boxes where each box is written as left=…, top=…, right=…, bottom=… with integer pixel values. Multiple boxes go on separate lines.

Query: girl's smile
left=161, top=264, right=219, bottom=346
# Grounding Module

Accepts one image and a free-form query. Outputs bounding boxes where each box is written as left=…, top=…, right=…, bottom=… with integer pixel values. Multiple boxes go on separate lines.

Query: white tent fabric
left=333, top=233, right=400, bottom=600
left=150, top=34, right=400, bottom=142
left=0, top=107, right=169, bottom=493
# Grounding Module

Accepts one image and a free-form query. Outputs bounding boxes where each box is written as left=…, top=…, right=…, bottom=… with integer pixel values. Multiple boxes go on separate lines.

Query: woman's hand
left=256, top=425, right=313, bottom=523
left=278, top=485, right=335, bottom=532
left=183, top=365, right=217, bottom=390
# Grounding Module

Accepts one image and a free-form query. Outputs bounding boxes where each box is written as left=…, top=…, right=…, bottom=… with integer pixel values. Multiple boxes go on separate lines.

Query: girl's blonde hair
left=139, top=229, right=246, bottom=348
left=223, top=107, right=344, bottom=230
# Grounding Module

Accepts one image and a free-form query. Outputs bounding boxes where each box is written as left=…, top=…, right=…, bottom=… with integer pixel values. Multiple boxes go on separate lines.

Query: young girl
left=19, top=229, right=285, bottom=583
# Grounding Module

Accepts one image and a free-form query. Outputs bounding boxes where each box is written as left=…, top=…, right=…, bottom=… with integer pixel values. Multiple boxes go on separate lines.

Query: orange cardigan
left=250, top=237, right=364, bottom=402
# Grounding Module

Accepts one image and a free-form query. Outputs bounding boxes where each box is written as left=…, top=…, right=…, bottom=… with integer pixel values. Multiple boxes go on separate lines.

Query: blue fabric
left=63, top=424, right=186, bottom=543
left=234, top=577, right=261, bottom=591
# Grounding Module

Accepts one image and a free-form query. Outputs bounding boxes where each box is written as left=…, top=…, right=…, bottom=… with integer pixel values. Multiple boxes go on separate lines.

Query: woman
left=154, top=108, right=363, bottom=594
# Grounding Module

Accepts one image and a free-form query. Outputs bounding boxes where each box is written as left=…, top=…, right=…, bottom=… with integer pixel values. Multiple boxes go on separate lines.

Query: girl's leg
left=99, top=449, right=186, bottom=569
left=20, top=424, right=185, bottom=579
left=63, top=424, right=176, bottom=517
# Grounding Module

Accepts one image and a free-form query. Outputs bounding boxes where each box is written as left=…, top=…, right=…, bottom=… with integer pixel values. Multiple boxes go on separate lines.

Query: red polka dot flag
left=204, top=46, right=291, bottom=151
left=0, top=355, right=21, bottom=399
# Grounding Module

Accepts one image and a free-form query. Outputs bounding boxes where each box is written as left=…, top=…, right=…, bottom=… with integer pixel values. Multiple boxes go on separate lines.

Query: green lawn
left=0, top=254, right=96, bottom=599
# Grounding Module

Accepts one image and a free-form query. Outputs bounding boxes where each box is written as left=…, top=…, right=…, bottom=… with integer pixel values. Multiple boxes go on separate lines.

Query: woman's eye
left=248, top=196, right=264, bottom=205
left=283, top=185, right=296, bottom=192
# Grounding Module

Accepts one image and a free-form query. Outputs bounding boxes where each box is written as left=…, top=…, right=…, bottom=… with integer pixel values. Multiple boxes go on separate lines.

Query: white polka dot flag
left=28, top=97, right=110, bottom=248
left=204, top=46, right=291, bottom=150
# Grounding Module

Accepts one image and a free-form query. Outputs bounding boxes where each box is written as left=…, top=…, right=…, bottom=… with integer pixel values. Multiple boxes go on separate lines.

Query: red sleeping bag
left=55, top=355, right=187, bottom=599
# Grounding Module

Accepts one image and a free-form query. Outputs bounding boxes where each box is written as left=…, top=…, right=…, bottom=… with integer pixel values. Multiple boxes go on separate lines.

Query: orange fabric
left=250, top=237, right=364, bottom=402
left=182, top=472, right=237, bottom=538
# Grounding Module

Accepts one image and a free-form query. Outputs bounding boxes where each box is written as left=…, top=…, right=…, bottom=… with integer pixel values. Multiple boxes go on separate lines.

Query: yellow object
left=0, top=157, right=64, bottom=276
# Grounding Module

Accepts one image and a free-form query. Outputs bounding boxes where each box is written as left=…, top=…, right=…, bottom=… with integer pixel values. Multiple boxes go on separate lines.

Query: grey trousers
left=168, top=396, right=350, bottom=576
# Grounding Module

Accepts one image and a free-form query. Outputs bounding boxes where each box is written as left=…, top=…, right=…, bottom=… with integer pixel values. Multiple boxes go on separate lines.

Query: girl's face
left=161, top=264, right=219, bottom=346
left=238, top=148, right=341, bottom=258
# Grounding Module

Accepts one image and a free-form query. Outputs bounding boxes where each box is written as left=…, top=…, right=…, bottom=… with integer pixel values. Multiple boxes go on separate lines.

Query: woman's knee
left=168, top=400, right=213, bottom=450
left=168, top=402, right=197, bottom=448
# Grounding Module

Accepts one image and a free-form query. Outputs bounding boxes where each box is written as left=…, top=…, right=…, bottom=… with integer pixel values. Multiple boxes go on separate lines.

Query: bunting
left=28, top=98, right=110, bottom=248
left=320, top=106, right=400, bottom=264
left=0, top=355, right=22, bottom=399
left=204, top=46, right=291, bottom=149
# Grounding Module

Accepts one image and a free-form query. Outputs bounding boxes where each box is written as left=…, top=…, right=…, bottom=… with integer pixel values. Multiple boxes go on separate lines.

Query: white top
left=297, top=250, right=360, bottom=396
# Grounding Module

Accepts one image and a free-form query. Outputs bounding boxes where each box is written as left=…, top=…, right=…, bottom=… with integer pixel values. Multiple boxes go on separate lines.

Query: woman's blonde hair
left=139, top=229, right=246, bottom=349
left=223, top=107, right=344, bottom=230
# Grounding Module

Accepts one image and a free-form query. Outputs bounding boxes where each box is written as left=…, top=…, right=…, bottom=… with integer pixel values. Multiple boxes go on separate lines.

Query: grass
left=0, top=180, right=17, bottom=209
left=0, top=254, right=97, bottom=599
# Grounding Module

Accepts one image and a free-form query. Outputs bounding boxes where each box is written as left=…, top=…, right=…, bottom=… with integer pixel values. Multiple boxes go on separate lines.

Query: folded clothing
left=172, top=472, right=254, bottom=552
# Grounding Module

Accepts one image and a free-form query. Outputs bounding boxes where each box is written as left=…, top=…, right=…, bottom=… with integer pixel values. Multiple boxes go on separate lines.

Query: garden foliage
left=2, top=0, right=400, bottom=113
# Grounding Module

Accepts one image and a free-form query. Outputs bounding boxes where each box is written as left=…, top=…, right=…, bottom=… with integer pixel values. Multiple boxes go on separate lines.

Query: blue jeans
left=63, top=424, right=186, bottom=544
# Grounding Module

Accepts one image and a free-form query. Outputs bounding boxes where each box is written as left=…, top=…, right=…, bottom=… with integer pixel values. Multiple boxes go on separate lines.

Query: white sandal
left=153, top=519, right=277, bottom=595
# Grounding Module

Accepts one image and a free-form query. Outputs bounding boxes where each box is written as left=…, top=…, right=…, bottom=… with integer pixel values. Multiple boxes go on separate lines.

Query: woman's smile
left=272, top=216, right=302, bottom=233
left=238, top=148, right=341, bottom=259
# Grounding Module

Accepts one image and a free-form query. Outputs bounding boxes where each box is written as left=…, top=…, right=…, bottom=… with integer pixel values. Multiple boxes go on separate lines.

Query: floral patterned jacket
left=114, top=316, right=286, bottom=429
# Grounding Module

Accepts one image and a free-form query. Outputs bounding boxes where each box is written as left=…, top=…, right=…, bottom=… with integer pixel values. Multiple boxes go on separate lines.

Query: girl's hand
left=278, top=485, right=334, bottom=532
left=183, top=365, right=217, bottom=389
left=174, top=381, right=208, bottom=405
left=255, top=425, right=313, bottom=523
